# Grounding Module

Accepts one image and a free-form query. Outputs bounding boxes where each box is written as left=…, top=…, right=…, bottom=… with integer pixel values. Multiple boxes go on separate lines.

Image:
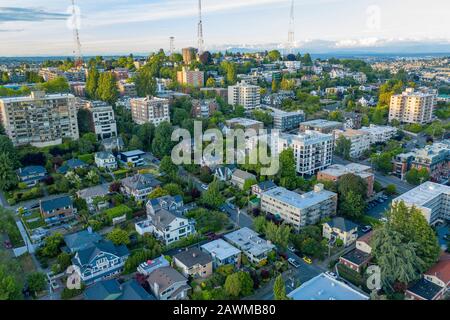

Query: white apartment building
left=84, top=101, right=117, bottom=140
left=334, top=129, right=371, bottom=158
left=392, top=182, right=450, bottom=225
left=228, top=81, right=261, bottom=111
left=360, top=124, right=397, bottom=144
left=0, top=91, right=79, bottom=147
left=130, top=96, right=170, bottom=126
left=261, top=184, right=338, bottom=230
left=389, top=88, right=437, bottom=124
left=277, top=131, right=334, bottom=176
left=117, top=80, right=137, bottom=97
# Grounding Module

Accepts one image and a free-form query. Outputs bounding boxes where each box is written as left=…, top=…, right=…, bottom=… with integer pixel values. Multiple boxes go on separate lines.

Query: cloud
left=0, top=7, right=69, bottom=23
left=0, top=28, right=24, bottom=32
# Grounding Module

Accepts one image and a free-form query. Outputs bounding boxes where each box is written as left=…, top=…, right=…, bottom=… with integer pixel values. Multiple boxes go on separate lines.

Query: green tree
left=0, top=266, right=22, bottom=300
left=27, top=272, right=47, bottom=295
left=200, top=180, right=225, bottom=209
left=96, top=72, right=119, bottom=104
left=106, top=228, right=130, bottom=246
left=267, top=50, right=281, bottom=62
left=385, top=184, right=397, bottom=195
left=152, top=122, right=175, bottom=158
left=163, top=183, right=183, bottom=196
left=273, top=274, right=288, bottom=300
left=339, top=191, right=366, bottom=219
left=86, top=67, right=99, bottom=99
left=265, top=222, right=291, bottom=251
left=38, top=76, right=70, bottom=93
left=40, top=233, right=63, bottom=258
left=206, top=77, right=216, bottom=87
left=337, top=173, right=368, bottom=199
left=148, top=187, right=170, bottom=200
left=224, top=272, right=254, bottom=297
left=0, top=153, right=18, bottom=191
left=160, top=156, right=178, bottom=178
left=278, top=149, right=297, bottom=190
left=405, top=168, right=430, bottom=185
left=335, top=135, right=352, bottom=160
left=135, top=64, right=157, bottom=97
left=253, top=216, right=267, bottom=234
left=128, top=135, right=144, bottom=151
left=371, top=152, right=393, bottom=174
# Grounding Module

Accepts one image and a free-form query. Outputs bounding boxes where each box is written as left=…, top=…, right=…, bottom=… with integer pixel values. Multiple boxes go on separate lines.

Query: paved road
left=222, top=204, right=254, bottom=229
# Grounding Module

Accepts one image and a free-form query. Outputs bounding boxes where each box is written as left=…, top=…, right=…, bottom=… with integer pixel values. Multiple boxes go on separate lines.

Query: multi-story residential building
left=317, top=163, right=375, bottom=197
left=334, top=129, right=371, bottom=158
left=83, top=100, right=117, bottom=140
left=225, top=117, right=264, bottom=132
left=191, top=99, right=219, bottom=118
left=118, top=150, right=146, bottom=167
left=63, top=228, right=103, bottom=253
left=393, top=141, right=450, bottom=182
left=146, top=195, right=187, bottom=216
left=182, top=47, right=197, bottom=64
left=94, top=151, right=117, bottom=170
left=389, top=87, right=437, bottom=124
left=147, top=267, right=190, bottom=300
left=40, top=196, right=76, bottom=226
left=360, top=124, right=397, bottom=144
left=72, top=239, right=129, bottom=285
left=228, top=81, right=261, bottom=111
left=130, top=96, right=170, bottom=126
left=299, top=119, right=344, bottom=134
left=268, top=107, right=305, bottom=131
left=230, top=169, right=256, bottom=190
left=392, top=182, right=450, bottom=225
left=173, top=248, right=213, bottom=279
left=343, top=112, right=363, bottom=129
left=261, top=184, right=337, bottom=230
left=224, top=227, right=275, bottom=264
left=277, top=131, right=334, bottom=176
left=0, top=91, right=79, bottom=147
left=39, top=67, right=86, bottom=82
left=77, top=184, right=111, bottom=213
left=177, top=67, right=204, bottom=87
left=121, top=173, right=161, bottom=201
left=135, top=208, right=196, bottom=245
left=200, top=239, right=241, bottom=269
left=323, top=217, right=359, bottom=247
left=200, top=87, right=229, bottom=103
left=84, top=279, right=154, bottom=300
left=117, top=80, right=137, bottom=97
left=16, top=165, right=47, bottom=187
left=251, top=180, right=277, bottom=197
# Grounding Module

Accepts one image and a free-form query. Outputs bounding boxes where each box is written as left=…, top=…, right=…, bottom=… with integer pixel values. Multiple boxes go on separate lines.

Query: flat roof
left=319, top=164, right=373, bottom=179
left=262, top=186, right=336, bottom=210
left=300, top=119, right=342, bottom=129
left=279, top=130, right=333, bottom=145
left=201, top=239, right=241, bottom=260
left=224, top=227, right=275, bottom=257
left=393, top=182, right=450, bottom=208
left=288, top=273, right=369, bottom=300
left=226, top=118, right=263, bottom=127
left=120, top=150, right=145, bottom=157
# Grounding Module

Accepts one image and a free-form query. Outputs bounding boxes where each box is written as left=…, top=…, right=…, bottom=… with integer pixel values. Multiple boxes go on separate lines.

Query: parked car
left=325, top=271, right=337, bottom=279
left=288, top=246, right=296, bottom=253
left=303, top=256, right=313, bottom=264
left=288, top=258, right=301, bottom=268
left=201, top=184, right=209, bottom=190
left=361, top=225, right=372, bottom=233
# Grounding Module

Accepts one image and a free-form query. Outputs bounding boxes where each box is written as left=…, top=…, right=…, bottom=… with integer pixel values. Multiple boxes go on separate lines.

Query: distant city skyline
left=1, top=0, right=450, bottom=56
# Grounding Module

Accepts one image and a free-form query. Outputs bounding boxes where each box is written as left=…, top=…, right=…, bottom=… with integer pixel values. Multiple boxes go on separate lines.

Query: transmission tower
left=197, top=0, right=204, bottom=55
left=169, top=36, right=175, bottom=56
left=287, top=0, right=295, bottom=54
left=71, top=0, right=83, bottom=67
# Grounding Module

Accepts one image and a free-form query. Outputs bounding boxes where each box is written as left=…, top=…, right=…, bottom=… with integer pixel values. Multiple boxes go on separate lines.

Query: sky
left=1, top=0, right=450, bottom=56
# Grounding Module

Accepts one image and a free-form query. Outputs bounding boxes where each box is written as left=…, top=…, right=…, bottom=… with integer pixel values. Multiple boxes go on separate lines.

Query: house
left=40, top=196, right=76, bottom=225
left=72, top=240, right=129, bottom=285
left=323, top=217, right=358, bottom=247
left=406, top=252, right=449, bottom=300
left=147, top=266, right=190, bottom=300
left=84, top=279, right=154, bottom=300
left=230, top=169, right=256, bottom=190
left=95, top=151, right=117, bottom=170
left=118, top=150, right=146, bottom=167
left=224, top=227, right=275, bottom=264
left=339, top=249, right=371, bottom=273
left=137, top=255, right=170, bottom=276
left=121, top=174, right=161, bottom=201
left=77, top=183, right=110, bottom=212
left=213, top=166, right=234, bottom=182
left=146, top=195, right=184, bottom=215
left=287, top=273, right=369, bottom=300
left=16, top=166, right=47, bottom=187
left=173, top=247, right=213, bottom=278
left=356, top=231, right=373, bottom=254
left=63, top=228, right=102, bottom=253
left=135, top=208, right=196, bottom=245
left=58, top=158, right=88, bottom=174
left=101, top=136, right=125, bottom=152
left=251, top=180, right=277, bottom=197
left=201, top=239, right=241, bottom=268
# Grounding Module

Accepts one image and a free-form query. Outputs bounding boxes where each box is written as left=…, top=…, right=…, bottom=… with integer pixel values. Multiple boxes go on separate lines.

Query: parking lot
left=366, top=194, right=392, bottom=219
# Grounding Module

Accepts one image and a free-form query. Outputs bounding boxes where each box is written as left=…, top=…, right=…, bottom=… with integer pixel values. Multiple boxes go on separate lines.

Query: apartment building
left=0, top=91, right=79, bottom=147
left=317, top=163, right=374, bottom=197
left=360, top=124, right=397, bottom=144
left=177, top=67, right=204, bottom=87
left=130, top=96, right=170, bottom=126
left=299, top=119, right=344, bottom=134
left=200, top=87, right=229, bottom=103
left=389, top=88, right=437, bottom=124
left=277, top=131, right=334, bottom=176
left=82, top=100, right=117, bottom=140
left=334, top=129, right=371, bottom=158
left=225, top=117, right=264, bottom=131
left=323, top=217, right=358, bottom=247
left=182, top=47, right=197, bottom=65
left=268, top=107, right=305, bottom=131
left=392, top=182, right=450, bottom=225
left=117, top=80, right=137, bottom=97
left=261, top=184, right=337, bottom=230
left=228, top=81, right=261, bottom=111
left=191, top=99, right=219, bottom=118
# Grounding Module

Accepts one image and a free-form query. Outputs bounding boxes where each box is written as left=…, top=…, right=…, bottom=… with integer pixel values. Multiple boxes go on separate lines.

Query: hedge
left=104, top=205, right=132, bottom=221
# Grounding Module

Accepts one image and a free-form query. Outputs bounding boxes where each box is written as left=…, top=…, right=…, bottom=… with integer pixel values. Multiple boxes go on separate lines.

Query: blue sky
left=1, top=0, right=450, bottom=56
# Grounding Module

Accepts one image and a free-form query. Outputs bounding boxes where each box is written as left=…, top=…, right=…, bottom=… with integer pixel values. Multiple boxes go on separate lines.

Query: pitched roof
left=406, top=278, right=444, bottom=300
left=40, top=196, right=72, bottom=212
left=17, top=166, right=47, bottom=177
left=64, top=229, right=102, bottom=251
left=121, top=174, right=161, bottom=190
left=84, top=279, right=154, bottom=300
left=173, top=247, right=212, bottom=268
left=95, top=151, right=115, bottom=160
left=357, top=231, right=374, bottom=245
left=326, top=217, right=358, bottom=232
left=150, top=209, right=178, bottom=230
left=232, top=169, right=256, bottom=181
left=77, top=183, right=110, bottom=199
left=257, top=180, right=277, bottom=191
left=147, top=267, right=187, bottom=293
left=75, top=240, right=129, bottom=265
left=425, top=252, right=450, bottom=284
left=340, top=249, right=371, bottom=266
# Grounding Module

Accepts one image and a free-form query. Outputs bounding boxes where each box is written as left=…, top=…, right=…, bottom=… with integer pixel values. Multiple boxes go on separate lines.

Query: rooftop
left=147, top=266, right=187, bottom=293
left=262, top=186, right=336, bottom=210
left=201, top=239, right=241, bottom=260
left=173, top=247, right=212, bottom=268
left=300, top=119, right=343, bottom=129
left=279, top=130, right=334, bottom=145
left=340, top=249, right=371, bottom=266
left=425, top=252, right=450, bottom=284
left=40, top=196, right=72, bottom=212
left=393, top=181, right=450, bottom=208
left=224, top=227, right=275, bottom=257
left=406, top=278, right=444, bottom=300
left=287, top=273, right=369, bottom=300
left=120, top=150, right=145, bottom=157
left=326, top=217, right=358, bottom=232
left=319, top=163, right=372, bottom=179
left=226, top=118, right=263, bottom=127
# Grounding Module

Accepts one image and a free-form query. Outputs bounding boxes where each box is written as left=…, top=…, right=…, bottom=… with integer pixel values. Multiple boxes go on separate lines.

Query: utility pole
left=197, top=0, right=204, bottom=55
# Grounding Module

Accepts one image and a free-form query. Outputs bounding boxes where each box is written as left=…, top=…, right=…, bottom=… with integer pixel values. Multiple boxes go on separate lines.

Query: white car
left=288, top=258, right=301, bottom=268
left=201, top=184, right=209, bottom=190
left=288, top=246, right=296, bottom=253
left=325, top=271, right=337, bottom=279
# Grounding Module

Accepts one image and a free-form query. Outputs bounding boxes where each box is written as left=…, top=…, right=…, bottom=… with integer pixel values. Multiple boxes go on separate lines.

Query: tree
left=0, top=266, right=22, bottom=300
left=0, top=135, right=18, bottom=165
left=27, top=272, right=47, bottom=295
left=38, top=77, right=70, bottom=93
left=371, top=152, right=393, bottom=174
left=337, top=173, right=368, bottom=199
left=163, top=183, right=183, bottom=196
left=0, top=153, right=18, bottom=191
left=40, top=233, right=63, bottom=258
left=107, top=228, right=130, bottom=246
left=128, top=135, right=144, bottom=151
left=335, top=135, right=352, bottom=160
left=148, top=187, right=169, bottom=200
left=267, top=50, right=281, bottom=62
left=206, top=77, right=216, bottom=87
left=200, top=180, right=225, bottom=209
left=224, top=272, right=254, bottom=297
left=86, top=67, right=99, bottom=99
left=387, top=201, right=440, bottom=270
left=136, top=123, right=155, bottom=151
left=339, top=191, right=365, bottom=219
left=160, top=156, right=178, bottom=178
left=253, top=216, right=267, bottom=234
left=152, top=122, right=175, bottom=159
left=278, top=149, right=297, bottom=190
left=273, top=274, right=288, bottom=300
left=265, top=222, right=291, bottom=251
left=405, top=168, right=430, bottom=185
left=301, top=53, right=313, bottom=66
left=96, top=72, right=119, bottom=104
left=199, top=51, right=212, bottom=65
left=385, top=184, right=397, bottom=195
left=135, top=65, right=157, bottom=97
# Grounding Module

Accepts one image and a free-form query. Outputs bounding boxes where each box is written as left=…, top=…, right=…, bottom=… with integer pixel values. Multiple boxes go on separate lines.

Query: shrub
left=104, top=205, right=132, bottom=222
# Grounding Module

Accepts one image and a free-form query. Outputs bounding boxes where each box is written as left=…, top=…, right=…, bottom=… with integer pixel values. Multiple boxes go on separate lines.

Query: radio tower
left=197, top=0, right=204, bottom=55
left=287, top=0, right=295, bottom=54
left=71, top=0, right=83, bottom=67
left=169, top=36, right=175, bottom=56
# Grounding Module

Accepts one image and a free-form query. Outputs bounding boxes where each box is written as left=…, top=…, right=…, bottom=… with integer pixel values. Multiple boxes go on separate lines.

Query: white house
left=95, top=151, right=117, bottom=170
